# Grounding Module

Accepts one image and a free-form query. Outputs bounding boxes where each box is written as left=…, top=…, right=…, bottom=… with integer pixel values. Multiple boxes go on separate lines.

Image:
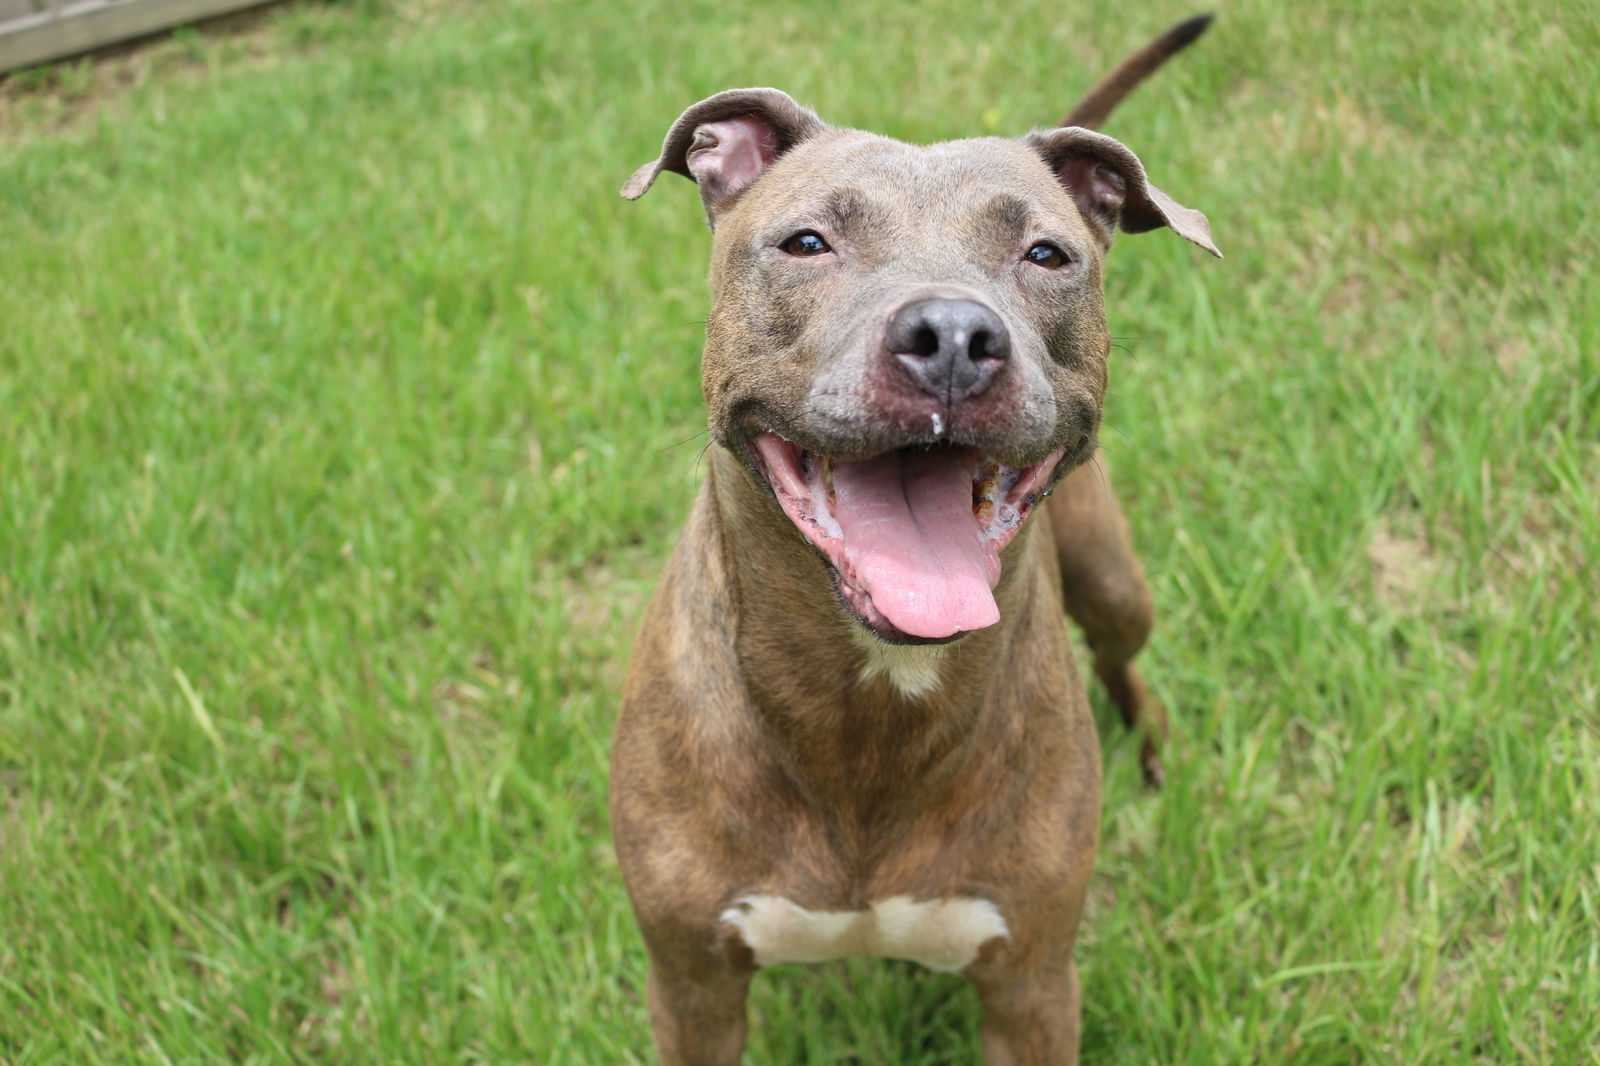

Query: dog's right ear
left=621, top=88, right=826, bottom=226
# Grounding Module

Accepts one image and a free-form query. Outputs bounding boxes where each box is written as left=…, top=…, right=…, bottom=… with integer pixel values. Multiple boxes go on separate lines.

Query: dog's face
left=624, top=89, right=1218, bottom=645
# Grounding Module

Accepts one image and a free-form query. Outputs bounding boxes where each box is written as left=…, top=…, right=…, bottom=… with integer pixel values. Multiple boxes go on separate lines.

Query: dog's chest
left=721, top=894, right=1008, bottom=973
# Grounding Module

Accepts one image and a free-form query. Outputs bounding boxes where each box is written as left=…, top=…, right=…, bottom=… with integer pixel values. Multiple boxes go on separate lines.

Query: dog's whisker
left=658, top=429, right=711, bottom=455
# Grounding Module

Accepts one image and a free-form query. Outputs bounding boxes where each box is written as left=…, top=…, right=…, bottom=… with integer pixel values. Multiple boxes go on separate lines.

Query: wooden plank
left=0, top=0, right=47, bottom=25
left=0, top=0, right=274, bottom=73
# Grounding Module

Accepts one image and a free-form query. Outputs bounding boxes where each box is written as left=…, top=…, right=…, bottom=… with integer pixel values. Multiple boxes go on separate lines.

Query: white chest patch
left=851, top=629, right=950, bottom=698
left=721, top=894, right=1008, bottom=973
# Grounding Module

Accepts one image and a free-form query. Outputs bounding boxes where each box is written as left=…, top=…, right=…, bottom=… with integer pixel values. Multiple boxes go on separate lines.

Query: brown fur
left=613, top=455, right=1100, bottom=1063
left=613, top=21, right=1218, bottom=1064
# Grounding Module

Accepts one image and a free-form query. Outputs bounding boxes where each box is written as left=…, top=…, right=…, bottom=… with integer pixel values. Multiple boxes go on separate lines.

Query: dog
left=611, top=16, right=1220, bottom=1063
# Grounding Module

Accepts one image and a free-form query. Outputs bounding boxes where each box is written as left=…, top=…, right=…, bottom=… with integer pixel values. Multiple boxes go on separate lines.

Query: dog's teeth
left=973, top=459, right=1000, bottom=505
left=930, top=412, right=944, bottom=437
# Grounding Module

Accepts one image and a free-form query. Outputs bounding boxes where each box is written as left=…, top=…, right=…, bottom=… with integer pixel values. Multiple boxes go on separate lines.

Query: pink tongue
left=830, top=448, right=1001, bottom=639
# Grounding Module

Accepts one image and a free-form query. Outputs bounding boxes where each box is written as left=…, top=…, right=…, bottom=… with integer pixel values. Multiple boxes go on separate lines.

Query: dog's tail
left=1058, top=13, right=1213, bottom=130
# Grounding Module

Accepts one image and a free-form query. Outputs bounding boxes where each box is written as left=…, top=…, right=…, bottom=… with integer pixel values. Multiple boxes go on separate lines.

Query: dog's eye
left=1024, top=242, right=1069, bottom=268
left=780, top=231, right=831, bottom=257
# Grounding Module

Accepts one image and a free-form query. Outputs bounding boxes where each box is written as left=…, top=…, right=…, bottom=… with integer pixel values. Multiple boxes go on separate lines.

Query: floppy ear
left=1025, top=126, right=1221, bottom=257
left=621, top=88, right=827, bottom=226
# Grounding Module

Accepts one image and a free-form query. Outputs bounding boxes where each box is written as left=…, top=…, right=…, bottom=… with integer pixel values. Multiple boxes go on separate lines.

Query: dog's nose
left=886, top=299, right=1011, bottom=401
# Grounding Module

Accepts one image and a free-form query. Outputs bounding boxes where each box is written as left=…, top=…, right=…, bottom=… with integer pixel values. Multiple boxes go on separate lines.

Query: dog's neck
left=701, top=445, right=1052, bottom=841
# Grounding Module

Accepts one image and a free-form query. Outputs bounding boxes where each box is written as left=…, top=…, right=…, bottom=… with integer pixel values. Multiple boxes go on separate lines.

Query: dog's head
left=624, top=89, right=1219, bottom=645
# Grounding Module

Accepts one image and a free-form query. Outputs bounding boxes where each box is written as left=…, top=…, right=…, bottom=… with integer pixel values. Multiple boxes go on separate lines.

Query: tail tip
left=1171, top=12, right=1215, bottom=48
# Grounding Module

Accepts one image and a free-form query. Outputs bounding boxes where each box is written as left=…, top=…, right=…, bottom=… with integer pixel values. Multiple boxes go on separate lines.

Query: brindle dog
left=612, top=17, right=1220, bottom=1064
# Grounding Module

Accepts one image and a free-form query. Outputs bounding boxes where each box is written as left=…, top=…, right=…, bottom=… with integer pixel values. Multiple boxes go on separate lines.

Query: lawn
left=1, top=0, right=1596, bottom=1062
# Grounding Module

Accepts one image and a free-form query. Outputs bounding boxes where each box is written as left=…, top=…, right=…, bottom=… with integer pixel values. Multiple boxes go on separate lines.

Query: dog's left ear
left=621, top=88, right=827, bottom=226
left=1026, top=126, right=1221, bottom=257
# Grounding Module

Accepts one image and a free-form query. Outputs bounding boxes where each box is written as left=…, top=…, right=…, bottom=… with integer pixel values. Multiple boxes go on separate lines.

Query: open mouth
left=748, top=431, right=1066, bottom=644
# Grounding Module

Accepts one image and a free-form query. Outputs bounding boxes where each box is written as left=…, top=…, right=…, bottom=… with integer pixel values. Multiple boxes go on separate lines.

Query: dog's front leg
left=971, top=962, right=1083, bottom=1066
left=645, top=958, right=751, bottom=1066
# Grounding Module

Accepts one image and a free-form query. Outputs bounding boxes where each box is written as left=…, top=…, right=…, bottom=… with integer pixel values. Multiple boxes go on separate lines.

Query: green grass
left=2, top=0, right=1596, bottom=1062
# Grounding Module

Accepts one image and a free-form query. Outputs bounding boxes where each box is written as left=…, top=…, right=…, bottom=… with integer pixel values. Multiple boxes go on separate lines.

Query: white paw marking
left=851, top=629, right=948, bottom=698
left=721, top=894, right=1008, bottom=973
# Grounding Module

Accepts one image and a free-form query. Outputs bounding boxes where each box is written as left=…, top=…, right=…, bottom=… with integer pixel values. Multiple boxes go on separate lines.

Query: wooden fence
left=0, top=0, right=272, bottom=73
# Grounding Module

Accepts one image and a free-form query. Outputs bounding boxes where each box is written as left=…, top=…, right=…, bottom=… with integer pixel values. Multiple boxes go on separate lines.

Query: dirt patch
left=1368, top=515, right=1443, bottom=614
left=558, top=550, right=659, bottom=697
left=431, top=652, right=520, bottom=738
